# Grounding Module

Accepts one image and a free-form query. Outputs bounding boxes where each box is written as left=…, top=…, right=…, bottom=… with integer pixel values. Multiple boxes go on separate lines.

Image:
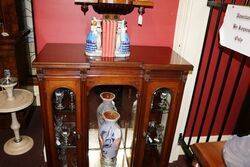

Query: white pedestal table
left=0, top=89, right=34, bottom=155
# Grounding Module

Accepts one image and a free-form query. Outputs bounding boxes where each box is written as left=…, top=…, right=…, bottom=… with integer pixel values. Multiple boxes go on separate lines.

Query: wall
left=33, top=0, right=179, bottom=53
left=171, top=0, right=210, bottom=162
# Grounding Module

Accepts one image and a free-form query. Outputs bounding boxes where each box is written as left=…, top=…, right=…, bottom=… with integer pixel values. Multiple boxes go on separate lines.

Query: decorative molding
left=181, top=74, right=187, bottom=83
left=128, top=81, right=140, bottom=89
left=144, top=71, right=151, bottom=82
left=80, top=70, right=87, bottom=82
left=37, top=69, right=44, bottom=81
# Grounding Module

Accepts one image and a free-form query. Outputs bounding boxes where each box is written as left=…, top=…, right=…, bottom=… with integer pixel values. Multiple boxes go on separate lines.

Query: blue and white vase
left=99, top=110, right=121, bottom=167
left=85, top=17, right=102, bottom=57
left=115, top=20, right=130, bottom=57
left=97, top=92, right=117, bottom=128
left=119, top=29, right=130, bottom=57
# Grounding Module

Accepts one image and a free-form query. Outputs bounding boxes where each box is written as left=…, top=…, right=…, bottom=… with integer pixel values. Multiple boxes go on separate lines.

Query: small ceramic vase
left=96, top=17, right=102, bottom=56
left=119, top=26, right=130, bottom=57
left=99, top=110, right=121, bottom=167
left=115, top=20, right=123, bottom=56
left=97, top=92, right=117, bottom=128
left=115, top=20, right=130, bottom=57
left=85, top=17, right=102, bottom=57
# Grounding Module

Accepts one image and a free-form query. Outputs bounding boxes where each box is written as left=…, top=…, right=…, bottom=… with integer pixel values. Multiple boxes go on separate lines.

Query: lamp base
left=4, top=135, right=34, bottom=155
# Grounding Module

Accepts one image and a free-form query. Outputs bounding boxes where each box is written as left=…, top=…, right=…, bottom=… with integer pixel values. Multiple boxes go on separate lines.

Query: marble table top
left=0, top=89, right=34, bottom=113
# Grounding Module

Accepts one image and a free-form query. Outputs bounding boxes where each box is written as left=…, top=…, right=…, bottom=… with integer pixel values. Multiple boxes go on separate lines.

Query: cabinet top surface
left=33, top=43, right=193, bottom=71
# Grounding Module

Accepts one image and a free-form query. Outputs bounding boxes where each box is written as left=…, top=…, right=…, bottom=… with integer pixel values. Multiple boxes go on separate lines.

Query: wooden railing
left=179, top=0, right=250, bottom=160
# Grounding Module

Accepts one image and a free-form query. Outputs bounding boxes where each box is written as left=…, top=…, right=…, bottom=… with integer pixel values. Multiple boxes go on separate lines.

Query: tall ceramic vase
left=97, top=92, right=117, bottom=128
left=99, top=110, right=121, bottom=167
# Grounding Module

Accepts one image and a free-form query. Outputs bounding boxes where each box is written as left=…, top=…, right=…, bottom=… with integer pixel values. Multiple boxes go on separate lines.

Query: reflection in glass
left=61, top=125, right=71, bottom=146
left=52, top=88, right=77, bottom=167
left=88, top=86, right=137, bottom=167
left=55, top=89, right=65, bottom=110
left=158, top=92, right=170, bottom=113
left=69, top=91, right=75, bottom=112
left=143, top=88, right=172, bottom=166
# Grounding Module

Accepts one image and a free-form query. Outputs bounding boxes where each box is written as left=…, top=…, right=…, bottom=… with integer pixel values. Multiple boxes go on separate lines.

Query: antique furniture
left=33, top=43, right=193, bottom=167
left=0, top=0, right=30, bottom=84
left=0, top=71, right=34, bottom=155
left=0, top=0, right=32, bottom=131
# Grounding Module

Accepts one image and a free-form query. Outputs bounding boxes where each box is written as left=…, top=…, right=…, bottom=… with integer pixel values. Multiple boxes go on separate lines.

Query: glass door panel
left=142, top=88, right=172, bottom=166
left=88, top=85, right=137, bottom=167
left=52, top=88, right=77, bottom=167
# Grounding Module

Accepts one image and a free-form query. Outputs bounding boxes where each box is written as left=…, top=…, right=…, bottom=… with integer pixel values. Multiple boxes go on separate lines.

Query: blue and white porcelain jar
left=119, top=29, right=130, bottom=57
left=85, top=18, right=102, bottom=57
left=99, top=110, right=121, bottom=167
left=115, top=20, right=130, bottom=58
left=85, top=25, right=97, bottom=56
left=97, top=92, right=117, bottom=128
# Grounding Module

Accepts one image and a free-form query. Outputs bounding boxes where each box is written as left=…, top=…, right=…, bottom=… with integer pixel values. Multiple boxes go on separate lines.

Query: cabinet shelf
left=54, top=113, right=76, bottom=123
left=132, top=1, right=154, bottom=7
left=57, top=145, right=77, bottom=149
left=75, top=0, right=153, bottom=15
left=54, top=109, right=75, bottom=113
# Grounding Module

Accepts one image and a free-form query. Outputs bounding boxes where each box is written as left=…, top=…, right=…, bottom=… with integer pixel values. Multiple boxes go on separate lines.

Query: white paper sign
left=219, top=5, right=250, bottom=57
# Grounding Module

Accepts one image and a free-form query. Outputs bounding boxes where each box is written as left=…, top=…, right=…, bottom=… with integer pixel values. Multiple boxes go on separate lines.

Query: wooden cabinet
left=138, top=78, right=185, bottom=166
left=0, top=0, right=30, bottom=84
left=33, top=43, right=193, bottom=167
left=0, top=0, right=31, bottom=131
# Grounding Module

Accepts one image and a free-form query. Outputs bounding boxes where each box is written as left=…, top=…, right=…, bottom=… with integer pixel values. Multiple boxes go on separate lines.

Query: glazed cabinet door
left=137, top=78, right=184, bottom=167
left=85, top=75, right=143, bottom=167
left=41, top=78, right=84, bottom=167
